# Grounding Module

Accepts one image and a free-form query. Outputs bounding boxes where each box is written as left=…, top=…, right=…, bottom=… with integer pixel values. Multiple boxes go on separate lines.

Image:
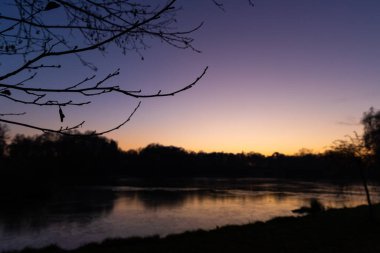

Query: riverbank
left=7, top=203, right=380, bottom=253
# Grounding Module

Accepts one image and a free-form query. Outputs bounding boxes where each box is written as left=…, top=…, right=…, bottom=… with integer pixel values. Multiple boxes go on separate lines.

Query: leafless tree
left=362, top=107, right=380, bottom=162
left=330, top=132, right=374, bottom=220
left=0, top=123, right=9, bottom=158
left=0, top=0, right=212, bottom=135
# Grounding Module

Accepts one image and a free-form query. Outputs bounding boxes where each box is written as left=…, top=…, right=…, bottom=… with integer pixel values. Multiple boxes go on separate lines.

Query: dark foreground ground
left=8, top=204, right=380, bottom=253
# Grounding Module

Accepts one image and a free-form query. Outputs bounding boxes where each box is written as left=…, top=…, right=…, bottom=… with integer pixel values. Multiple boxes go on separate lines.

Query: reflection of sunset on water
left=1, top=181, right=379, bottom=252
left=109, top=185, right=376, bottom=240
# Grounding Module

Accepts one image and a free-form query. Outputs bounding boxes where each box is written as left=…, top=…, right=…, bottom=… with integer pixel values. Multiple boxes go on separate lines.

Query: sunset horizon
left=1, top=1, right=380, bottom=252
left=3, top=0, right=379, bottom=155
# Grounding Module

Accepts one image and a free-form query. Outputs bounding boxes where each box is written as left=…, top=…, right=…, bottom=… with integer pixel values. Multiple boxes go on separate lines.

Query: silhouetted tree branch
left=362, top=107, right=380, bottom=162
left=0, top=123, right=9, bottom=158
left=0, top=0, right=213, bottom=135
left=212, top=0, right=254, bottom=11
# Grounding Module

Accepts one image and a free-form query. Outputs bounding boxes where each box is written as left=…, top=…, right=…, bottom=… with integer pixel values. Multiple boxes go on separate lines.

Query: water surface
left=0, top=179, right=378, bottom=252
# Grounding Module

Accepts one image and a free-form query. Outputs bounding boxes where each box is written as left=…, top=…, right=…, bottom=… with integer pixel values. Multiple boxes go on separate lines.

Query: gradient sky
left=3, top=0, right=380, bottom=155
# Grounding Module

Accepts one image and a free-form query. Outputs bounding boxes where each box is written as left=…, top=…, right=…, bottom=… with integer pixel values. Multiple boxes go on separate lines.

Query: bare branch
left=89, top=101, right=141, bottom=135
left=0, top=0, right=210, bottom=135
left=0, top=101, right=141, bottom=136
left=0, top=0, right=180, bottom=81
left=0, top=117, right=85, bottom=135
left=212, top=0, right=226, bottom=12
left=0, top=93, right=90, bottom=107
left=0, top=112, right=26, bottom=116
left=0, top=66, right=208, bottom=98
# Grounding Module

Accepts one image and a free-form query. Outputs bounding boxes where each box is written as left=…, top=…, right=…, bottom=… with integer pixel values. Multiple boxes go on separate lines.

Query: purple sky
left=3, top=0, right=380, bottom=154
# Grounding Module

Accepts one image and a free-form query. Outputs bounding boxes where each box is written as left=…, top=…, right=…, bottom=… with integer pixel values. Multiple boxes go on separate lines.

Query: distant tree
left=9, top=130, right=119, bottom=161
left=138, top=143, right=189, bottom=175
left=328, top=132, right=374, bottom=219
left=271, top=152, right=285, bottom=159
left=0, top=123, right=9, bottom=158
left=296, top=148, right=314, bottom=157
left=362, top=107, right=380, bottom=163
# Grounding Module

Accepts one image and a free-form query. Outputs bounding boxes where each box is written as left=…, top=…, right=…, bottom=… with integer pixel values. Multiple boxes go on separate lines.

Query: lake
left=0, top=178, right=378, bottom=252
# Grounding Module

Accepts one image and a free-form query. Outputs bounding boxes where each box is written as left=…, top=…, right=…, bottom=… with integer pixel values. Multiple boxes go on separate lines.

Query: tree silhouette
left=0, top=0, right=210, bottom=135
left=362, top=107, right=380, bottom=163
left=0, top=123, right=9, bottom=158
left=327, top=125, right=379, bottom=220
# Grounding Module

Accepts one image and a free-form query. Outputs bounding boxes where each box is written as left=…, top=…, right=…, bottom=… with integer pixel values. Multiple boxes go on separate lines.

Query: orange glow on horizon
left=117, top=139, right=330, bottom=156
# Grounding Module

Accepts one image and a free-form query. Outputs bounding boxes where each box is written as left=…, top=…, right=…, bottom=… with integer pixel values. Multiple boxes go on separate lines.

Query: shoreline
left=6, top=203, right=380, bottom=253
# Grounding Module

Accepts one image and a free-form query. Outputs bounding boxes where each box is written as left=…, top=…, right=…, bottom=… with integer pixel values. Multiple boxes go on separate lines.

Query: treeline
left=0, top=131, right=120, bottom=186
left=120, top=144, right=377, bottom=182
left=0, top=128, right=378, bottom=192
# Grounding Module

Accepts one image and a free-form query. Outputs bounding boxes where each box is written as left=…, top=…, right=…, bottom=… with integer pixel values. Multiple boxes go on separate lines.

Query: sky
left=2, top=0, right=380, bottom=155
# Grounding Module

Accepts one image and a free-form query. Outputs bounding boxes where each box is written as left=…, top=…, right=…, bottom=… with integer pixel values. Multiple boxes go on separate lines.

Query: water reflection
left=0, top=188, right=115, bottom=234
left=0, top=180, right=378, bottom=252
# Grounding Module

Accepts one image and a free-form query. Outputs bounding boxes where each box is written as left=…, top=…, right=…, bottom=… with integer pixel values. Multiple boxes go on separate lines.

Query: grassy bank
left=8, top=204, right=380, bottom=253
